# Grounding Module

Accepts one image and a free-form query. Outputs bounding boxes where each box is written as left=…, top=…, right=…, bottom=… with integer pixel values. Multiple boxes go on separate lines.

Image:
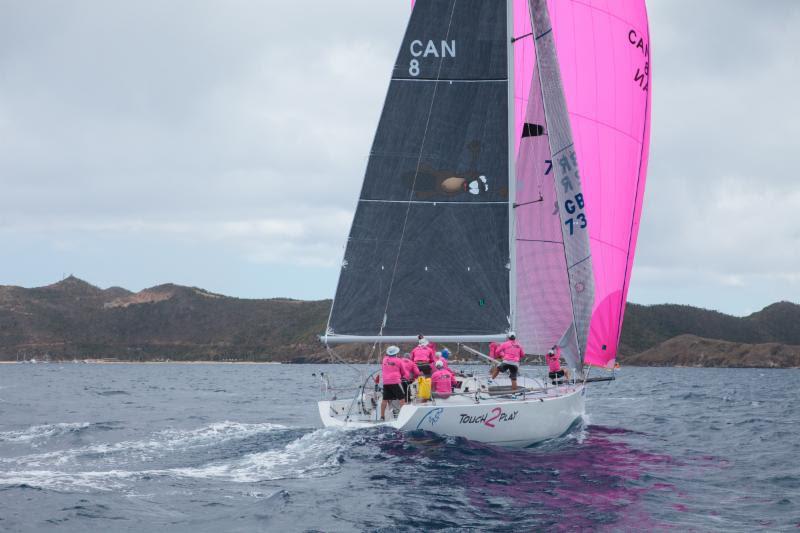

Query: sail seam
left=359, top=199, right=508, bottom=205
left=392, top=78, right=507, bottom=83
left=569, top=111, right=643, bottom=145
left=517, top=238, right=564, bottom=245
left=568, top=255, right=591, bottom=270
left=552, top=142, right=574, bottom=156
left=590, top=236, right=628, bottom=255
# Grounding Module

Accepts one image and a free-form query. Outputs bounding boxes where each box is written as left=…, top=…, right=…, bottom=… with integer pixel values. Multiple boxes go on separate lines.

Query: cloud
left=0, top=0, right=408, bottom=293
left=0, top=206, right=352, bottom=269
left=629, top=0, right=800, bottom=312
left=0, top=0, right=797, bottom=313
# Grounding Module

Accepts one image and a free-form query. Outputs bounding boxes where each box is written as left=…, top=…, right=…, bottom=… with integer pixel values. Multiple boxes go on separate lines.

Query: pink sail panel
left=513, top=0, right=535, bottom=156
left=546, top=0, right=651, bottom=367
left=513, top=21, right=574, bottom=357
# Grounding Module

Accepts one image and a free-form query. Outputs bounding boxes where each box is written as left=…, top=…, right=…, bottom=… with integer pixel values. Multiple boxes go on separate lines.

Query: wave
left=0, top=468, right=139, bottom=492
left=171, top=427, right=347, bottom=483
left=1, top=421, right=288, bottom=468
left=0, top=425, right=348, bottom=492
left=0, top=423, right=93, bottom=445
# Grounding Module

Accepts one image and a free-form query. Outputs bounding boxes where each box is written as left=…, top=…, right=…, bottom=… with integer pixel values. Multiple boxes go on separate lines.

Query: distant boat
left=319, top=0, right=651, bottom=446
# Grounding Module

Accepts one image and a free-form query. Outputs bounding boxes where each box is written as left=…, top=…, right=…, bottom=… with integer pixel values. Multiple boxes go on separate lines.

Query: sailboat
left=318, top=0, right=651, bottom=446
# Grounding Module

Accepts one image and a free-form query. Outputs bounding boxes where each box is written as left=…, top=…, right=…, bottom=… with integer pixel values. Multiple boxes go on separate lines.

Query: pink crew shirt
left=431, top=368, right=456, bottom=395
left=411, top=345, right=436, bottom=364
left=497, top=340, right=524, bottom=364
left=400, top=358, right=420, bottom=381
left=546, top=347, right=562, bottom=372
left=382, top=355, right=408, bottom=385
left=489, top=342, right=499, bottom=360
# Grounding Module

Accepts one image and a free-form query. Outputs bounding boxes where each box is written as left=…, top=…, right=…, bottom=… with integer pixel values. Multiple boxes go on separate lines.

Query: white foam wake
left=0, top=426, right=348, bottom=492
left=171, top=427, right=346, bottom=483
left=0, top=423, right=91, bottom=445
left=1, top=421, right=287, bottom=468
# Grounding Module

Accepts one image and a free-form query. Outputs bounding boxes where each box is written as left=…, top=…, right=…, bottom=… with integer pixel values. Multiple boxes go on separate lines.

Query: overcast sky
left=1, top=1, right=798, bottom=316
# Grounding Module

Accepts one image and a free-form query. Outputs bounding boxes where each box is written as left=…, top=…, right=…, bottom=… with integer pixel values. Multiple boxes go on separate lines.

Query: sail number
left=408, top=39, right=456, bottom=77
left=628, top=30, right=649, bottom=91
left=564, top=193, right=587, bottom=235
left=558, top=150, right=588, bottom=236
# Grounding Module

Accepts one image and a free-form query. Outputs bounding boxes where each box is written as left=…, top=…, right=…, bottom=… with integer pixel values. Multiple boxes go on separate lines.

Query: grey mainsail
left=513, top=20, right=574, bottom=360
left=326, top=0, right=513, bottom=343
left=528, top=0, right=595, bottom=362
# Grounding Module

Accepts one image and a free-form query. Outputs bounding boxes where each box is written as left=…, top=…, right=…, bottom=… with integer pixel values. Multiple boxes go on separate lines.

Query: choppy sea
left=0, top=363, right=797, bottom=531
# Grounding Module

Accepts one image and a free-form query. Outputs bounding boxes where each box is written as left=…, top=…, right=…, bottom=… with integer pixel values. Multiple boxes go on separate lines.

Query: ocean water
left=0, top=363, right=797, bottom=532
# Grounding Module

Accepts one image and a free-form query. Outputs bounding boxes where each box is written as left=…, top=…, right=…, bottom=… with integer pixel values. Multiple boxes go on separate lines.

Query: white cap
left=419, top=338, right=429, bottom=346
left=386, top=345, right=400, bottom=356
left=435, top=351, right=442, bottom=357
left=547, top=349, right=555, bottom=355
left=434, top=360, right=444, bottom=369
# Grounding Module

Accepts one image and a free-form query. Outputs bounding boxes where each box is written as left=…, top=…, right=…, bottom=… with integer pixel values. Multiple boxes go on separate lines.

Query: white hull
left=319, top=378, right=585, bottom=447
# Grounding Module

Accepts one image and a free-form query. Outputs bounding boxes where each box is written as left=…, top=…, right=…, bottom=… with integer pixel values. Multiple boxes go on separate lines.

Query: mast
left=506, top=0, right=517, bottom=334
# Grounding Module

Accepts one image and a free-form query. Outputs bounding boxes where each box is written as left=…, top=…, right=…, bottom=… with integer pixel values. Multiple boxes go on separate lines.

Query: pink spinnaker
left=514, top=0, right=652, bottom=367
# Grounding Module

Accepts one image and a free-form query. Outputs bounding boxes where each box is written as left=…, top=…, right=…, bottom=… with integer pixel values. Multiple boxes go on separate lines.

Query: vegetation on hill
left=0, top=276, right=330, bottom=361
left=624, top=334, right=800, bottom=368
left=618, top=301, right=800, bottom=355
left=0, top=276, right=797, bottom=366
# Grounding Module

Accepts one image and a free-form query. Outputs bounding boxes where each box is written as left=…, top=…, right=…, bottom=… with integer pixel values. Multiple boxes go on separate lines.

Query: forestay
left=326, top=0, right=514, bottom=343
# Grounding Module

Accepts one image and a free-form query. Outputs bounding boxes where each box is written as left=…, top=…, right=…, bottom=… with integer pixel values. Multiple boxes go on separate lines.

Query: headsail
left=511, top=4, right=575, bottom=362
left=526, top=0, right=595, bottom=363
left=326, top=1, right=514, bottom=343
left=512, top=1, right=651, bottom=368
left=543, top=1, right=652, bottom=367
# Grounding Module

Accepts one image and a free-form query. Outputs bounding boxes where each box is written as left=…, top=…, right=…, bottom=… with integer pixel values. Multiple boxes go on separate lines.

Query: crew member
left=434, top=350, right=451, bottom=372
left=411, top=338, right=436, bottom=377
left=400, top=352, right=420, bottom=401
left=431, top=359, right=456, bottom=399
left=489, top=342, right=499, bottom=360
left=380, top=345, right=408, bottom=420
left=490, top=333, right=524, bottom=391
left=546, top=345, right=567, bottom=385
left=488, top=341, right=501, bottom=369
